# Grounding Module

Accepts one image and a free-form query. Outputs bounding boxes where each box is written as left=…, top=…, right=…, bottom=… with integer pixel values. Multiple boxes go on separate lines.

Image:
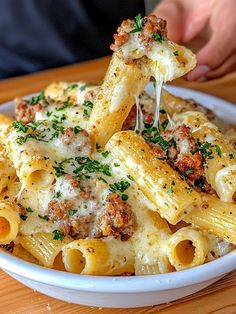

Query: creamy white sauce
left=153, top=79, right=163, bottom=128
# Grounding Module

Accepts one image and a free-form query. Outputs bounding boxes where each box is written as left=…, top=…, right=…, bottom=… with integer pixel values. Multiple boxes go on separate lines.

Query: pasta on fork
left=0, top=14, right=235, bottom=276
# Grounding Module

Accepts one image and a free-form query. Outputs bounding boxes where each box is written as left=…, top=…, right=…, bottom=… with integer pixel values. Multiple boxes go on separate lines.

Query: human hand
left=153, top=0, right=236, bottom=81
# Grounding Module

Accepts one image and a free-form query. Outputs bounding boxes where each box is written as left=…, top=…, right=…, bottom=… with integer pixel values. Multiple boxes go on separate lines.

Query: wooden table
left=0, top=56, right=236, bottom=314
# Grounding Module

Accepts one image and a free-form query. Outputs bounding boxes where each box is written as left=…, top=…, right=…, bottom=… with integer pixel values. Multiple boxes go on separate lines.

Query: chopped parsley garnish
left=20, top=214, right=28, bottom=221
left=55, top=99, right=71, bottom=111
left=83, top=109, right=89, bottom=118
left=109, top=180, right=130, bottom=193
left=167, top=181, right=175, bottom=194
left=12, top=121, right=28, bottom=133
left=143, top=126, right=175, bottom=150
left=161, top=119, right=169, bottom=130
left=185, top=168, right=194, bottom=175
left=98, top=176, right=108, bottom=184
left=73, top=157, right=112, bottom=178
left=82, top=101, right=94, bottom=109
left=55, top=191, right=62, bottom=198
left=173, top=50, right=179, bottom=56
left=121, top=194, right=129, bottom=201
left=82, top=101, right=93, bottom=118
left=114, top=163, right=120, bottom=167
left=153, top=32, right=164, bottom=43
left=68, top=209, right=78, bottom=216
left=129, top=14, right=143, bottom=33
left=53, top=158, right=72, bottom=177
left=46, top=111, right=53, bottom=117
left=193, top=141, right=213, bottom=160
left=50, top=118, right=65, bottom=139
left=38, top=214, right=49, bottom=221
left=16, top=134, right=49, bottom=145
left=127, top=175, right=134, bottom=181
left=66, top=83, right=78, bottom=90
left=26, top=207, right=33, bottom=213
left=73, top=125, right=81, bottom=134
left=215, top=145, right=222, bottom=157
left=53, top=230, right=64, bottom=241
left=229, top=153, right=235, bottom=159
left=101, top=151, right=110, bottom=158
left=29, top=91, right=45, bottom=106
left=27, top=121, right=43, bottom=131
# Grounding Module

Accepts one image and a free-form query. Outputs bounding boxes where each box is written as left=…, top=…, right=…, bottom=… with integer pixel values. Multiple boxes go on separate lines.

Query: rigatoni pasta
left=106, top=130, right=200, bottom=224
left=0, top=14, right=235, bottom=277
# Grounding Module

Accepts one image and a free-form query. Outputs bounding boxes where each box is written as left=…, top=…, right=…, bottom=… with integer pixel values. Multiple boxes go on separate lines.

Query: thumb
left=187, top=29, right=235, bottom=81
left=152, top=1, right=184, bottom=43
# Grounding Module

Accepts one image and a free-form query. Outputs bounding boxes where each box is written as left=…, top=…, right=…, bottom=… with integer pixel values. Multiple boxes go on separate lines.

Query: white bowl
left=0, top=85, right=235, bottom=308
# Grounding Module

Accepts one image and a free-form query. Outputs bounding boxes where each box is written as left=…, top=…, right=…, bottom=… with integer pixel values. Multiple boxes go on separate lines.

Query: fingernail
left=187, top=65, right=210, bottom=81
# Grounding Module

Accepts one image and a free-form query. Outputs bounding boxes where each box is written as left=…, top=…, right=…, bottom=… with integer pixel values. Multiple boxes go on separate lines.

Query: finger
left=187, top=31, right=235, bottom=81
left=196, top=30, right=236, bottom=70
left=183, top=1, right=210, bottom=42
left=205, top=52, right=236, bottom=79
left=152, top=1, right=185, bottom=43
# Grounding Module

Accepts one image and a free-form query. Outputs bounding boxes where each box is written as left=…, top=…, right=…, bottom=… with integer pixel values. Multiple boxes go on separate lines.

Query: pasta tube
left=88, top=52, right=150, bottom=147
left=184, top=193, right=236, bottom=244
left=106, top=131, right=200, bottom=224
left=13, top=244, right=40, bottom=264
left=166, top=226, right=208, bottom=270
left=62, top=238, right=134, bottom=275
left=3, top=126, right=55, bottom=191
left=0, top=201, right=20, bottom=245
left=0, top=144, right=16, bottom=193
left=173, top=111, right=236, bottom=202
left=132, top=209, right=172, bottom=275
left=19, top=232, right=71, bottom=268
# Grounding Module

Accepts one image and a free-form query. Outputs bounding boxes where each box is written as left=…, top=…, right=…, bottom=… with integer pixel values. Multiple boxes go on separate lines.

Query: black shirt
left=0, top=0, right=145, bottom=79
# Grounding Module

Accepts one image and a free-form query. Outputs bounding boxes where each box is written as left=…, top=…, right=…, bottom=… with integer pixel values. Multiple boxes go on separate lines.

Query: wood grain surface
left=0, top=56, right=235, bottom=314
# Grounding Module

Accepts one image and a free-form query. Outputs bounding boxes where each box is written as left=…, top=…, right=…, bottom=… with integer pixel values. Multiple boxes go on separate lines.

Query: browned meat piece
left=174, top=124, right=196, bottom=154
left=175, top=152, right=204, bottom=181
left=98, top=193, right=137, bottom=240
left=111, top=15, right=167, bottom=52
left=48, top=199, right=73, bottom=221
left=59, top=127, right=93, bottom=154
left=15, top=98, right=44, bottom=123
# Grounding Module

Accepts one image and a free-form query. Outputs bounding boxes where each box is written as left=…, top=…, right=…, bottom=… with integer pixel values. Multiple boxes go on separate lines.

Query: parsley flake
left=26, top=207, right=33, bottom=213
left=53, top=230, right=64, bottom=241
left=101, top=151, right=110, bottom=158
left=68, top=209, right=78, bottom=216
left=55, top=191, right=62, bottom=198
left=20, top=214, right=28, bottom=221
left=185, top=168, right=194, bottom=175
left=129, top=14, right=143, bottom=33
left=12, top=121, right=28, bottom=133
left=29, top=91, right=46, bottom=106
left=153, top=32, right=164, bottom=43
left=38, top=214, right=49, bottom=221
left=109, top=180, right=130, bottom=193
left=121, top=194, right=129, bottom=201
left=215, top=145, right=222, bottom=157
left=74, top=125, right=81, bottom=134
left=167, top=181, right=175, bottom=194
left=127, top=175, right=134, bottom=181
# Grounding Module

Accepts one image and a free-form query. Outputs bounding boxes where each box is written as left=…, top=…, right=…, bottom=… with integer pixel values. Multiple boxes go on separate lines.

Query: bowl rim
left=0, top=250, right=236, bottom=293
left=0, top=86, right=236, bottom=294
